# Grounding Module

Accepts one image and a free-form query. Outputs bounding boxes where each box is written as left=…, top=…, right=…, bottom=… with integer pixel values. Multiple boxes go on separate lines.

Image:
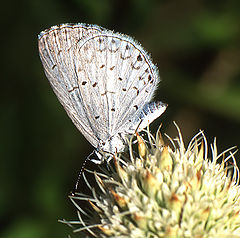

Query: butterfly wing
left=38, top=23, right=105, bottom=148
left=74, top=33, right=163, bottom=143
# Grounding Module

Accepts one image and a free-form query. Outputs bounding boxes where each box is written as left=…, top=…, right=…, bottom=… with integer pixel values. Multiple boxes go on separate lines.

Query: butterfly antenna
left=73, top=150, right=95, bottom=193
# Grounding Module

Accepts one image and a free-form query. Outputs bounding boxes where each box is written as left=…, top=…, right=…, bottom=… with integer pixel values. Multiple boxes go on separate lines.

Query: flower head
left=62, top=124, right=240, bottom=237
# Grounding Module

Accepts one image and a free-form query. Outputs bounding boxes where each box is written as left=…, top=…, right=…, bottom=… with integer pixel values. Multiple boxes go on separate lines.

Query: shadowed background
left=1, top=0, right=240, bottom=237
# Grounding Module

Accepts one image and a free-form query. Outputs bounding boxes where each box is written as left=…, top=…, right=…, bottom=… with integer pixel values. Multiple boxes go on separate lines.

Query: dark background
left=1, top=0, right=240, bottom=237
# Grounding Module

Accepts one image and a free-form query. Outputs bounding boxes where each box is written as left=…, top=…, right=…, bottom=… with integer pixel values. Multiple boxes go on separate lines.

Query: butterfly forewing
left=38, top=24, right=105, bottom=148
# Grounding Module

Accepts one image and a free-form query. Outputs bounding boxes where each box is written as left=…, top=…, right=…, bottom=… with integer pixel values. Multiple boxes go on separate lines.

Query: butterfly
left=38, top=23, right=167, bottom=163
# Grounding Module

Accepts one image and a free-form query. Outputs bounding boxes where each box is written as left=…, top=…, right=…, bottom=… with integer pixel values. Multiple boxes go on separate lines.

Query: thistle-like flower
left=62, top=124, right=240, bottom=237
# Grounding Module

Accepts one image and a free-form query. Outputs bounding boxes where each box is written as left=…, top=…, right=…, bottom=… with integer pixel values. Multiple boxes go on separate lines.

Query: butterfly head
left=99, top=133, right=126, bottom=154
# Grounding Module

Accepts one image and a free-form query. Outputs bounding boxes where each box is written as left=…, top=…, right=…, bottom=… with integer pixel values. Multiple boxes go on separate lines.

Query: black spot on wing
left=137, top=55, right=142, bottom=61
left=133, top=86, right=139, bottom=95
left=52, top=64, right=57, bottom=70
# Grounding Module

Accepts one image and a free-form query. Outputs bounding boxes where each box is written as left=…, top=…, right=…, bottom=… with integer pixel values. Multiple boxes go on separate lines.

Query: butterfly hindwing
left=74, top=33, right=161, bottom=139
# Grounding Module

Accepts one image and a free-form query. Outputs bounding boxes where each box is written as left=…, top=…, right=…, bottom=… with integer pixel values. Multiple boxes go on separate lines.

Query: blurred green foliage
left=1, top=0, right=240, bottom=237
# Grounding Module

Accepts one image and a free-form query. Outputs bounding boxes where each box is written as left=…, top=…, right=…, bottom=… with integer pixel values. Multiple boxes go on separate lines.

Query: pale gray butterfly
left=38, top=23, right=167, bottom=163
